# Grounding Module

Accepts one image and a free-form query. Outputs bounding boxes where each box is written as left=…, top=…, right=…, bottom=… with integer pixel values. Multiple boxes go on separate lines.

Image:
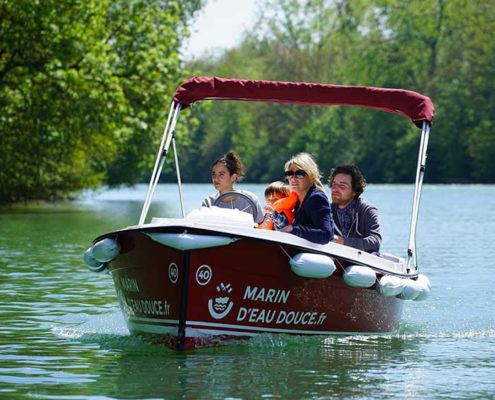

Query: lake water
left=1, top=183, right=494, bottom=399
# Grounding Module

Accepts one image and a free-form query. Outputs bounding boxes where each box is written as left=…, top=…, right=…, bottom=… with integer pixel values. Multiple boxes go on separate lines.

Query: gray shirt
left=202, top=190, right=264, bottom=223
left=331, top=197, right=382, bottom=252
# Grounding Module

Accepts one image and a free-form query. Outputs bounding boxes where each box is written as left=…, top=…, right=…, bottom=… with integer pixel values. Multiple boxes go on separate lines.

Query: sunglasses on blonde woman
left=284, top=169, right=307, bottom=180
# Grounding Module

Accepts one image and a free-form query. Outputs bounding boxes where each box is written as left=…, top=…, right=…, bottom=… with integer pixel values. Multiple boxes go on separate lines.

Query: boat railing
left=407, top=120, right=431, bottom=272
left=139, top=102, right=182, bottom=225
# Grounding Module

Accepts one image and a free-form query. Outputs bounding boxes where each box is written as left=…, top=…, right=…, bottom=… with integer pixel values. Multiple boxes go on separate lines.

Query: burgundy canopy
left=173, top=76, right=434, bottom=128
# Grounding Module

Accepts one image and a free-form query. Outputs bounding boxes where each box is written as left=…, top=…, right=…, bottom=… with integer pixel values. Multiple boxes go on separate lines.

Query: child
left=258, top=181, right=297, bottom=230
left=264, top=181, right=290, bottom=206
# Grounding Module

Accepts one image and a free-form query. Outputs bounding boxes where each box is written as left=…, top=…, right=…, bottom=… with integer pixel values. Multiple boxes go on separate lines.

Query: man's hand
left=333, top=234, right=344, bottom=245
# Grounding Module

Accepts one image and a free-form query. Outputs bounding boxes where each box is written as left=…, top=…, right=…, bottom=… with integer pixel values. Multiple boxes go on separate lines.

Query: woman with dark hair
left=202, top=151, right=264, bottom=223
left=274, top=153, right=334, bottom=244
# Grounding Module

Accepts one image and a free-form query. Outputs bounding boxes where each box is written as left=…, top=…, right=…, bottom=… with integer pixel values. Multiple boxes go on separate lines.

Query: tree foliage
left=0, top=0, right=203, bottom=203
left=2, top=0, right=495, bottom=204
left=181, top=0, right=495, bottom=184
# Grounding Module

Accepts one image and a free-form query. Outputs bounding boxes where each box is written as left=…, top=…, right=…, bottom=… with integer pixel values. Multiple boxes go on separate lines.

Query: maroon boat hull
left=106, top=230, right=403, bottom=350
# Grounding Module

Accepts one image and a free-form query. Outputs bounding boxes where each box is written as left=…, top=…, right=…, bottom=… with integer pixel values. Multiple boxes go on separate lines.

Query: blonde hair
left=265, top=181, right=290, bottom=198
left=284, top=152, right=325, bottom=192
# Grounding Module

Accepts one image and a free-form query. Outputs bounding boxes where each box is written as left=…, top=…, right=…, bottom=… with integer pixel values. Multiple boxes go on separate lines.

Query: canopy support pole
left=139, top=102, right=182, bottom=225
left=406, top=120, right=430, bottom=272
left=172, top=134, right=185, bottom=218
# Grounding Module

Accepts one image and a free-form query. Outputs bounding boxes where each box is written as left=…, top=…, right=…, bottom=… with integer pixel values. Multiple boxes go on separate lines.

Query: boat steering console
left=213, top=191, right=259, bottom=222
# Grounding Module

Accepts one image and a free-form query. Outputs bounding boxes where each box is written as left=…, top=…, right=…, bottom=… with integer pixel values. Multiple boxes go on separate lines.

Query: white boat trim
left=128, top=321, right=178, bottom=335
left=108, top=219, right=412, bottom=276
left=129, top=316, right=180, bottom=325
left=187, top=320, right=380, bottom=335
left=126, top=317, right=396, bottom=336
left=185, top=327, right=395, bottom=337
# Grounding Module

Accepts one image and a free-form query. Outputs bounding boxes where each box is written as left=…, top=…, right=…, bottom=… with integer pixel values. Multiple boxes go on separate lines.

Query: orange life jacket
left=257, top=191, right=298, bottom=230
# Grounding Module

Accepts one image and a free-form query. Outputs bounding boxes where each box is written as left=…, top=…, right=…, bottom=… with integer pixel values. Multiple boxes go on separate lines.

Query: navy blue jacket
left=291, top=185, right=334, bottom=244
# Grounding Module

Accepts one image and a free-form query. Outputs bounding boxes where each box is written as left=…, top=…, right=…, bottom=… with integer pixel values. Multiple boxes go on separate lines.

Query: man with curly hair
left=328, top=164, right=381, bottom=253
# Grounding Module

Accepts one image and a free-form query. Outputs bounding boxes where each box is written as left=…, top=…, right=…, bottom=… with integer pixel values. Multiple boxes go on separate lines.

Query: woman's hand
left=278, top=225, right=293, bottom=233
left=271, top=211, right=290, bottom=230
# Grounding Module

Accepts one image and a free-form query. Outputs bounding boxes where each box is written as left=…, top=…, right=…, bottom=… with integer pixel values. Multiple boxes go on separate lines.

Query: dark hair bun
left=211, top=151, right=245, bottom=181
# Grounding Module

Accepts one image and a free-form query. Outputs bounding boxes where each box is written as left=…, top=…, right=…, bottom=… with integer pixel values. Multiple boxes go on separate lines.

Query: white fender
left=84, top=247, right=106, bottom=273
left=290, top=253, right=336, bottom=279
left=398, top=279, right=421, bottom=300
left=377, top=275, right=405, bottom=296
left=148, top=232, right=237, bottom=251
left=414, top=274, right=431, bottom=301
left=92, top=238, right=120, bottom=262
left=343, top=265, right=376, bottom=288
left=417, top=274, right=431, bottom=289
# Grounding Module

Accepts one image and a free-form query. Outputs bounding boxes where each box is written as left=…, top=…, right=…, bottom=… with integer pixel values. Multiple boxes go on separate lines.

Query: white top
left=201, top=190, right=264, bottom=223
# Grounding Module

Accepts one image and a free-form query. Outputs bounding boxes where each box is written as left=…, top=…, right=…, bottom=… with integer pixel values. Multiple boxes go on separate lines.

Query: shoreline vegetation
left=2, top=0, right=495, bottom=205
left=2, top=182, right=492, bottom=212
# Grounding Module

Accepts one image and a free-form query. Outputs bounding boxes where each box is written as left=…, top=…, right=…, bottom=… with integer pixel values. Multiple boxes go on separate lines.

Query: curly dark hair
left=327, top=164, right=367, bottom=197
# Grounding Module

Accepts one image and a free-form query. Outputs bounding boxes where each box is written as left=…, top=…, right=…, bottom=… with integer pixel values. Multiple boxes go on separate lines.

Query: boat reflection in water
left=84, top=77, right=434, bottom=350
left=86, top=334, right=418, bottom=398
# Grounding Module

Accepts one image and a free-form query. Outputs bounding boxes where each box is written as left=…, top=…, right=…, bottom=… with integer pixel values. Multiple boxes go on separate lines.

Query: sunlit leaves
left=0, top=0, right=203, bottom=203
left=182, top=0, right=495, bottom=184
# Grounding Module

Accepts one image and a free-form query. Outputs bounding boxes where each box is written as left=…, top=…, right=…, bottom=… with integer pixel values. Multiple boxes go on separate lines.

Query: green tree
left=0, top=0, right=203, bottom=203
left=172, top=0, right=495, bottom=185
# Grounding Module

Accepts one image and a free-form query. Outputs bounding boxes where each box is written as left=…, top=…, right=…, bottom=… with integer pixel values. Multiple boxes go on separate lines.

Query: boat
left=84, top=77, right=434, bottom=350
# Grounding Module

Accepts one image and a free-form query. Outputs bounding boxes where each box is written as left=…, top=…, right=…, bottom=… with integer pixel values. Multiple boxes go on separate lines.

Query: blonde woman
left=278, top=153, right=334, bottom=244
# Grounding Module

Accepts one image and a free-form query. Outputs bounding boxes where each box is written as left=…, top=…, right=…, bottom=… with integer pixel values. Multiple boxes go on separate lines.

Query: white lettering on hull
left=123, top=298, right=171, bottom=316
left=120, top=277, right=140, bottom=293
left=116, top=288, right=171, bottom=317
left=114, top=276, right=170, bottom=317
left=243, top=286, right=290, bottom=304
left=238, top=285, right=327, bottom=327
left=237, top=307, right=326, bottom=326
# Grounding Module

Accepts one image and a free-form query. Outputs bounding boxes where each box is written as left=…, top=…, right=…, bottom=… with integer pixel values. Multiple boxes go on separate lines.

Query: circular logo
left=196, top=265, right=212, bottom=286
left=169, top=262, right=179, bottom=284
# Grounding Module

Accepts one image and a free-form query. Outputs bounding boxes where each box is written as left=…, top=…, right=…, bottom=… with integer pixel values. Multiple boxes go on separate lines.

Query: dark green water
left=1, top=184, right=494, bottom=399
